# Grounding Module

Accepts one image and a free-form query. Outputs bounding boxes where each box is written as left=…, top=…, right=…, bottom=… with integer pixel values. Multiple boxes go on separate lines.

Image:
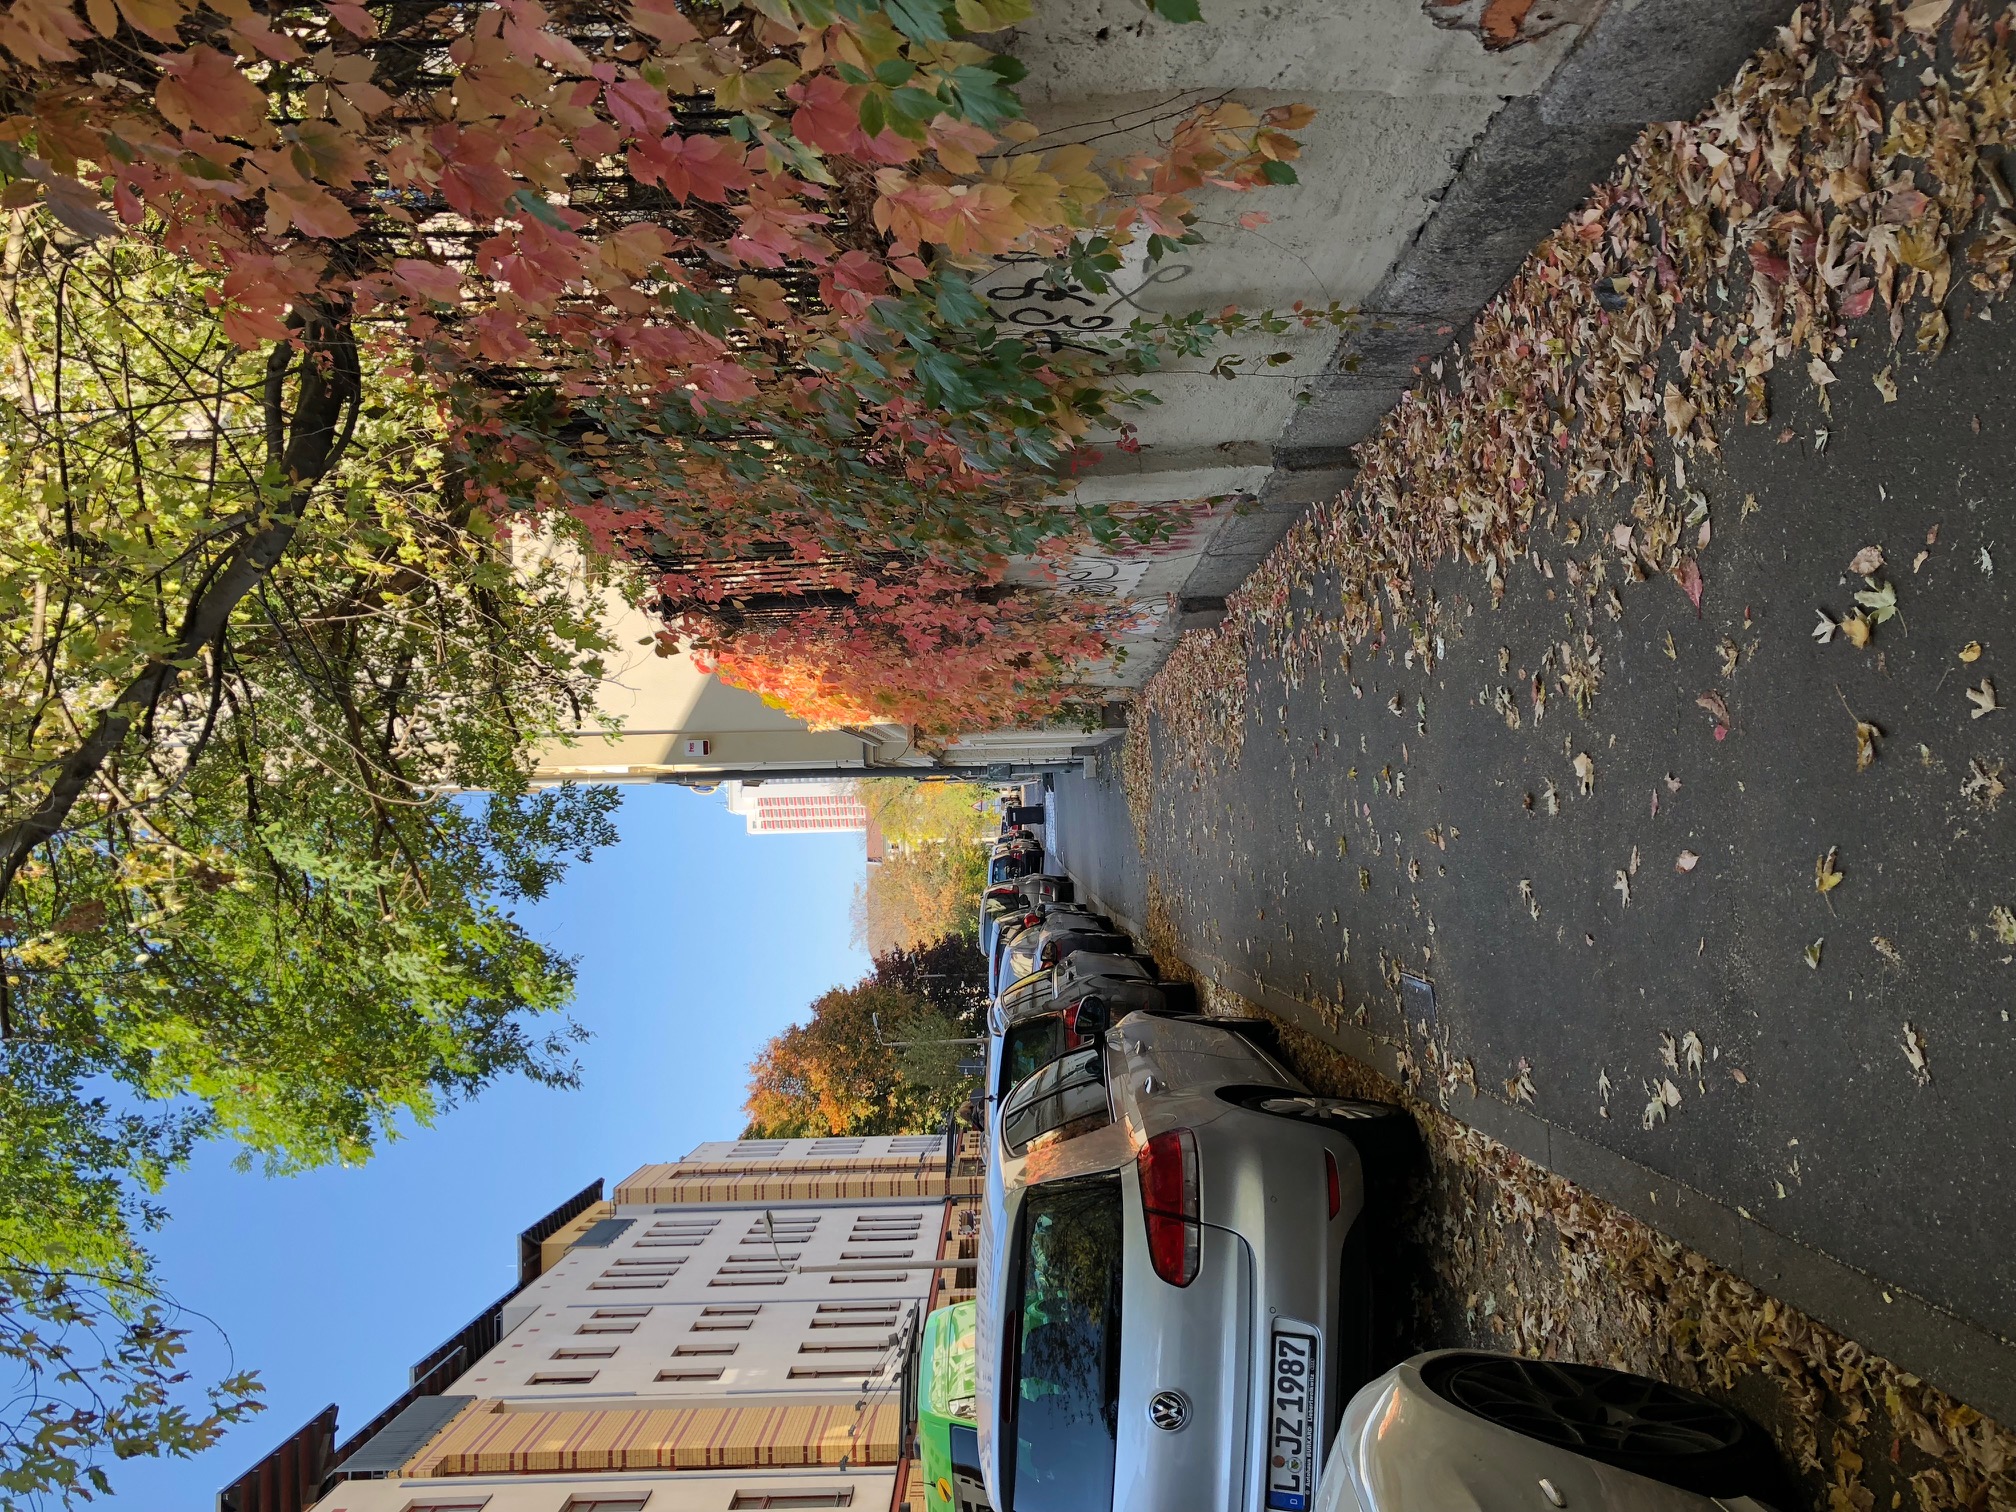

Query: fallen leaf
left=1960, top=641, right=1983, bottom=662
left=1664, top=773, right=1682, bottom=792
left=1731, top=1067, right=1749, bottom=1084
left=1981, top=547, right=1995, bottom=576
left=1968, top=679, right=1998, bottom=718
left=1900, top=1022, right=1931, bottom=1085
left=1695, top=690, right=1731, bottom=738
left=1990, top=904, right=2016, bottom=946
left=1963, top=758, right=2006, bottom=809
left=1872, top=935, right=1903, bottom=967
left=1676, top=849, right=1700, bottom=872
left=1680, top=1031, right=1705, bottom=1078
left=1809, top=356, right=1838, bottom=386
left=1660, top=1078, right=1683, bottom=1108
left=1848, top=545, right=1886, bottom=576
left=1874, top=366, right=1898, bottom=402
left=1855, top=579, right=1899, bottom=624
left=1674, top=557, right=1705, bottom=613
left=1572, top=753, right=1595, bottom=794
left=1854, top=719, right=1882, bottom=771
left=1913, top=550, right=1929, bottom=573
left=1614, top=870, right=1632, bottom=907
left=1813, top=610, right=1838, bottom=644
left=1804, top=938, right=1824, bottom=969
left=1841, top=611, right=1874, bottom=648
left=1898, top=0, right=1953, bottom=35
left=1816, top=847, right=1844, bottom=895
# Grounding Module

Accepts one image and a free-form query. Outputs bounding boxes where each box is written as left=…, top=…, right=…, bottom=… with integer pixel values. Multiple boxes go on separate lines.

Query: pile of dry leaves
left=1266, top=1019, right=2016, bottom=1512
left=1127, top=0, right=2016, bottom=833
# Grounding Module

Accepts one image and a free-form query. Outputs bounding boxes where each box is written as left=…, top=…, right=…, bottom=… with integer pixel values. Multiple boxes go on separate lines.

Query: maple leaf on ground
left=1855, top=578, right=1899, bottom=624
left=1840, top=611, right=1874, bottom=648
left=1961, top=641, right=1983, bottom=662
left=1968, top=679, right=1998, bottom=718
left=1813, top=610, right=1837, bottom=643
left=1815, top=847, right=1845, bottom=896
left=1847, top=545, right=1885, bottom=575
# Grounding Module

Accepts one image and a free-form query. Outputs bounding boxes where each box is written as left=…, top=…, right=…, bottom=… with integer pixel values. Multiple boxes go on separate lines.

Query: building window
left=826, top=1273, right=906, bottom=1284
left=403, top=1501, right=492, bottom=1512
left=528, top=1370, right=599, bottom=1384
left=635, top=1238, right=704, bottom=1248
left=796, top=1342, right=889, bottom=1354
left=730, top=1141, right=788, bottom=1156
left=673, top=1343, right=738, bottom=1356
left=690, top=1316, right=755, bottom=1332
left=839, top=1250, right=914, bottom=1261
left=577, top=1320, right=640, bottom=1334
left=728, top=1494, right=854, bottom=1509
left=562, top=1499, right=650, bottom=1512
left=708, top=1275, right=786, bottom=1287
left=656, top=1367, right=724, bottom=1382
left=552, top=1346, right=618, bottom=1359
left=702, top=1304, right=761, bottom=1316
left=591, top=1278, right=667, bottom=1290
left=810, top=1304, right=898, bottom=1328
left=787, top=1365, right=884, bottom=1379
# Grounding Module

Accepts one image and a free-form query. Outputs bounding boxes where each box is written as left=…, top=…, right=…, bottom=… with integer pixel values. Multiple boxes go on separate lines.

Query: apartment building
left=220, top=1134, right=985, bottom=1512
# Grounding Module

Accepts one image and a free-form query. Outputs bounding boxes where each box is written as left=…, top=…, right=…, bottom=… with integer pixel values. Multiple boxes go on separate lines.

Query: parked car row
left=934, top=793, right=1793, bottom=1512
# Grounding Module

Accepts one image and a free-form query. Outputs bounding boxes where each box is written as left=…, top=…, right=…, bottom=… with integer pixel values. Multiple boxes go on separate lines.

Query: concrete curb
left=1172, top=0, right=1799, bottom=614
left=1073, top=878, right=2016, bottom=1430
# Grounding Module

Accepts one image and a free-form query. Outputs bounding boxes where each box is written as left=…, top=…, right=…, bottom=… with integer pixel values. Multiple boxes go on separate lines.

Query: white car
left=1317, top=1351, right=1792, bottom=1512
left=975, top=1008, right=1406, bottom=1512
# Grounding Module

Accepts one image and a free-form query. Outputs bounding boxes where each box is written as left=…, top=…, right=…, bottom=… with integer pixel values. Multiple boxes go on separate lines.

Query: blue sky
left=111, top=783, right=870, bottom=1510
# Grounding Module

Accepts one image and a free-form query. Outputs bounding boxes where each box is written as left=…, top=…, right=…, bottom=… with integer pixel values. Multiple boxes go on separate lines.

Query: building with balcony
left=218, top=1134, right=986, bottom=1512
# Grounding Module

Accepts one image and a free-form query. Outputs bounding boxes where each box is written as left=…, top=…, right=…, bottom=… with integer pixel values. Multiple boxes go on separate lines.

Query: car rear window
left=1005, top=1176, right=1122, bottom=1512
left=1001, top=1046, right=1109, bottom=1156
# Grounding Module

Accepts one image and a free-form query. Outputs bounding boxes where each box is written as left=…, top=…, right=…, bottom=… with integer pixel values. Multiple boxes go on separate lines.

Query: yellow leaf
left=1840, top=611, right=1873, bottom=648
left=1959, top=640, right=1982, bottom=662
left=1816, top=847, right=1844, bottom=894
left=1854, top=720, right=1881, bottom=772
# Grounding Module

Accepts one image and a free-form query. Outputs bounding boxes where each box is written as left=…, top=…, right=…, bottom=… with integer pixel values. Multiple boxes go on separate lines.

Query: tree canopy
left=743, top=938, right=985, bottom=1136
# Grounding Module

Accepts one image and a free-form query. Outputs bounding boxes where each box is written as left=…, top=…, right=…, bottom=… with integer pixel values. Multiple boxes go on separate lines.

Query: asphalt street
left=1053, top=284, right=2016, bottom=1421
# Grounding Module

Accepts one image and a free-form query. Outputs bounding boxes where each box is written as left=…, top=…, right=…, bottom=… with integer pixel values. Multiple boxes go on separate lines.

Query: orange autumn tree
left=1, top=0, right=1319, bottom=756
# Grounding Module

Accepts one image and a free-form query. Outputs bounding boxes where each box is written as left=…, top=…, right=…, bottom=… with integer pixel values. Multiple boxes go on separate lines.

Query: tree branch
left=0, top=308, right=361, bottom=908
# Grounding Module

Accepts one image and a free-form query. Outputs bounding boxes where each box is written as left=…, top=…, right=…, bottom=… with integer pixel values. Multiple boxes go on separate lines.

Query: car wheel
left=1231, top=1089, right=1402, bottom=1124
left=1420, top=1353, right=1790, bottom=1501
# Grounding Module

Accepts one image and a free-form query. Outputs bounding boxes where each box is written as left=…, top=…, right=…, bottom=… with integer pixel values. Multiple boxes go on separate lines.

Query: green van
left=914, top=1300, right=991, bottom=1512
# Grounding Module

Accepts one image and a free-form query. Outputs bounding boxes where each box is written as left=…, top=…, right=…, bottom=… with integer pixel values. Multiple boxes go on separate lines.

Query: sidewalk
left=1056, top=0, right=2016, bottom=1439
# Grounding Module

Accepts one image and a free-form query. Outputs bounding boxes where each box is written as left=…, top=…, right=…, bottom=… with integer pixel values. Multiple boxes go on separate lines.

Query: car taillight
left=1137, top=1129, right=1200, bottom=1287
left=1022, top=912, right=1040, bottom=927
left=1324, top=1149, right=1341, bottom=1221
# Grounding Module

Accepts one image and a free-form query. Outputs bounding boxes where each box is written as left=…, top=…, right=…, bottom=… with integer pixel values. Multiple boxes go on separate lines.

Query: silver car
left=975, top=1009, right=1402, bottom=1512
left=1316, top=1351, right=1791, bottom=1512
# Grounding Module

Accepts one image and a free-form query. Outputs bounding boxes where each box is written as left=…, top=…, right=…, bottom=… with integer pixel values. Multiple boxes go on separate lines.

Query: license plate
left=1265, top=1329, right=1319, bottom=1511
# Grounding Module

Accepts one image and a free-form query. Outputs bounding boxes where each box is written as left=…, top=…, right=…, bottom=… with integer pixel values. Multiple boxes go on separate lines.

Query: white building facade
left=224, top=1135, right=984, bottom=1512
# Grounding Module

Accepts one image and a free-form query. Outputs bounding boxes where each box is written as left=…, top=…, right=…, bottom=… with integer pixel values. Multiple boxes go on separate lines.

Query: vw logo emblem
left=1147, top=1390, right=1190, bottom=1431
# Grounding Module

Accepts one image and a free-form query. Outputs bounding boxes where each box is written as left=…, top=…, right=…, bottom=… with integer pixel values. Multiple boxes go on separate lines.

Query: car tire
left=1419, top=1353, right=1793, bottom=1503
left=1227, top=1089, right=1403, bottom=1125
